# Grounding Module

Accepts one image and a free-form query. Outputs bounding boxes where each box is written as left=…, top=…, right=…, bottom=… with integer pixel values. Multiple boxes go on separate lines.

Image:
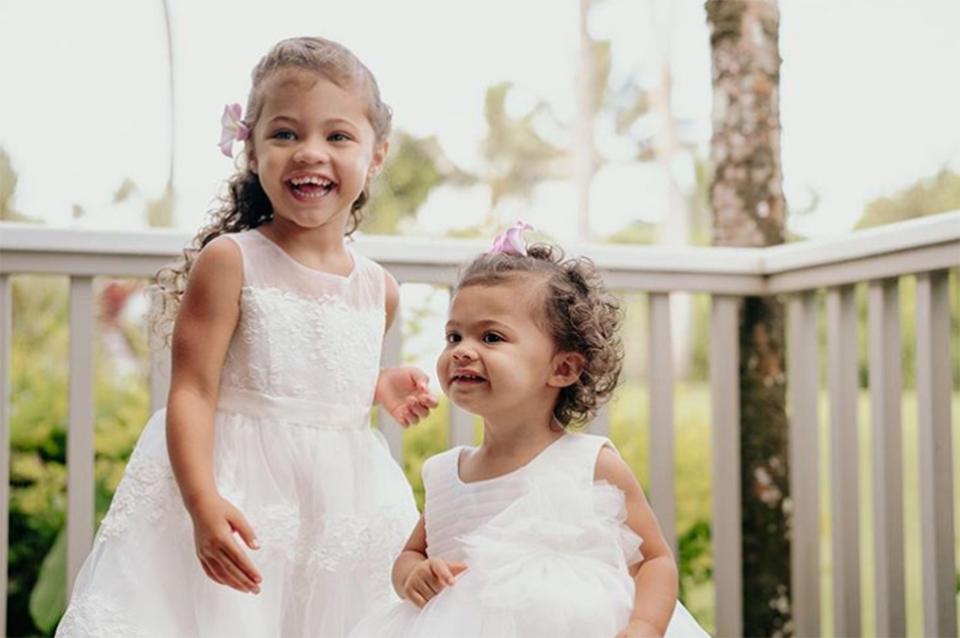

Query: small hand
left=190, top=494, right=262, bottom=594
left=616, top=618, right=663, bottom=638
left=401, top=558, right=467, bottom=608
left=375, top=366, right=438, bottom=428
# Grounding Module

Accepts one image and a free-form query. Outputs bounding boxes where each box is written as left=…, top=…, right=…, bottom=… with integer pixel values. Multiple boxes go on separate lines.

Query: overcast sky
left=1, top=0, right=958, bottom=241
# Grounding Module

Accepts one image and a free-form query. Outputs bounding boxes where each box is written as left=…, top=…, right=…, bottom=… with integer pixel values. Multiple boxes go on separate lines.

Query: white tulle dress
left=351, top=433, right=709, bottom=638
left=57, top=229, right=419, bottom=638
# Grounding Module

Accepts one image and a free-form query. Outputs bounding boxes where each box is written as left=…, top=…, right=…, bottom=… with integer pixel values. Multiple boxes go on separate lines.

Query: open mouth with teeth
left=450, top=373, right=487, bottom=385
left=287, top=175, right=336, bottom=201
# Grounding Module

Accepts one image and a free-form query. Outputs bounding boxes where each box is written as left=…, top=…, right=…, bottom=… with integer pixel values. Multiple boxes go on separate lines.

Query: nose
left=452, top=346, right=477, bottom=363
left=293, top=137, right=331, bottom=164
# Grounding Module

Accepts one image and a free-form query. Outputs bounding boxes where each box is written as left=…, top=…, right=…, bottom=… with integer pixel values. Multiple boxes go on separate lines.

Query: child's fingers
left=431, top=560, right=456, bottom=586
left=411, top=369, right=430, bottom=391
left=408, top=589, right=427, bottom=608
left=408, top=400, right=430, bottom=420
left=204, top=557, right=232, bottom=588
left=227, top=507, right=260, bottom=551
left=418, top=392, right=439, bottom=408
left=221, top=537, right=262, bottom=585
left=448, top=561, right=468, bottom=577
left=200, top=558, right=225, bottom=586
left=218, top=549, right=260, bottom=593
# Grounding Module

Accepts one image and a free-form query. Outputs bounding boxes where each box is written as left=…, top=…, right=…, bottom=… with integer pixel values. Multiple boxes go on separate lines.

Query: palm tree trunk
left=705, top=1, right=791, bottom=635
left=149, top=0, right=176, bottom=229
left=574, top=0, right=595, bottom=240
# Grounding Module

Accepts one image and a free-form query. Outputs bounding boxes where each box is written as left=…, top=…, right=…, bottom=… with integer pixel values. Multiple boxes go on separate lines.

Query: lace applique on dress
left=58, top=592, right=148, bottom=638
left=96, top=451, right=180, bottom=542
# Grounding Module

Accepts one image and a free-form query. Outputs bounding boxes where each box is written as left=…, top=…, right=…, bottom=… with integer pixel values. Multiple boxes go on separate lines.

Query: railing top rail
left=2, top=210, right=957, bottom=280
left=761, top=210, right=960, bottom=274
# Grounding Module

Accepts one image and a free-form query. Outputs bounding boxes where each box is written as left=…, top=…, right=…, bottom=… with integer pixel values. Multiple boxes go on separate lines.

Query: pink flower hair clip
left=486, top=220, right=534, bottom=257
left=219, top=103, right=251, bottom=158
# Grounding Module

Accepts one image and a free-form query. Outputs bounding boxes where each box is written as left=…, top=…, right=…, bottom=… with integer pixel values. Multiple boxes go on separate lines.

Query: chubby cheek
left=435, top=351, right=450, bottom=391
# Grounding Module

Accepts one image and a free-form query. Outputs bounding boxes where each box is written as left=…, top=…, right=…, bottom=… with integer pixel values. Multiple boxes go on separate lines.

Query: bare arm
left=595, top=447, right=678, bottom=637
left=374, top=269, right=438, bottom=426
left=164, top=238, right=261, bottom=593
left=391, top=514, right=466, bottom=608
left=392, top=515, right=429, bottom=596
left=166, top=237, right=241, bottom=510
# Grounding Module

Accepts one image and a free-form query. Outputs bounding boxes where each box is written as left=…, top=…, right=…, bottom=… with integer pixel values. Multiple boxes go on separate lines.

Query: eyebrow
left=445, top=319, right=511, bottom=331
left=265, top=115, right=360, bottom=130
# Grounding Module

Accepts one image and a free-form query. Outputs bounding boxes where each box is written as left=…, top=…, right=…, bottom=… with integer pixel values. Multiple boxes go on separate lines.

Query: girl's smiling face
left=247, top=69, right=386, bottom=232
left=438, top=279, right=572, bottom=421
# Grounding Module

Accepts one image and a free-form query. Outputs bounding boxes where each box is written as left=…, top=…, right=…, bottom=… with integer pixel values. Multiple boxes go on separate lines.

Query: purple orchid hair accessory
left=219, top=103, right=251, bottom=158
left=486, top=220, right=534, bottom=257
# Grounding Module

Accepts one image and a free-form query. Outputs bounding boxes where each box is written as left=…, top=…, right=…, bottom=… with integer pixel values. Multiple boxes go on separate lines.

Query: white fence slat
left=67, top=276, right=96, bottom=599
left=868, top=278, right=905, bottom=637
left=0, top=274, right=11, bottom=630
left=378, top=303, right=405, bottom=463
left=787, top=291, right=820, bottom=637
left=916, top=270, right=957, bottom=638
left=648, top=292, right=676, bottom=554
left=709, top=295, right=742, bottom=638
left=826, top=285, right=861, bottom=637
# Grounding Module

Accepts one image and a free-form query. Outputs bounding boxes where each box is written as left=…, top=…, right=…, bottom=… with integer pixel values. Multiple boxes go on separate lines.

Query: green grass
left=399, top=382, right=960, bottom=637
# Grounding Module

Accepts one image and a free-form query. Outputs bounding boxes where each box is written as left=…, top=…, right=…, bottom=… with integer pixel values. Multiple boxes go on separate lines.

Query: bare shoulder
left=593, top=444, right=642, bottom=496
left=188, top=236, right=242, bottom=292
left=178, top=236, right=243, bottom=321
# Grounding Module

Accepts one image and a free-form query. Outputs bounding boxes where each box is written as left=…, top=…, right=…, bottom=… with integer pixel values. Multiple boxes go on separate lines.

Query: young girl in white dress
left=56, top=36, right=436, bottom=638
left=352, top=222, right=709, bottom=638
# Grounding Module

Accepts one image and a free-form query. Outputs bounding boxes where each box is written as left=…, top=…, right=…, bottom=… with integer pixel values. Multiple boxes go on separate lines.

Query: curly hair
left=454, top=244, right=624, bottom=427
left=151, top=36, right=392, bottom=341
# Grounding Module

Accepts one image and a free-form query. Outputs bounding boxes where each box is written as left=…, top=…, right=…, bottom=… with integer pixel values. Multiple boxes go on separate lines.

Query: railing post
left=648, top=292, right=676, bottom=554
left=868, top=278, right=905, bottom=637
left=709, top=295, right=742, bottom=638
left=826, top=284, right=861, bottom=637
left=787, top=291, right=820, bottom=637
left=378, top=299, right=405, bottom=463
left=67, top=276, right=96, bottom=599
left=0, top=273, right=11, bottom=630
left=916, top=270, right=956, bottom=638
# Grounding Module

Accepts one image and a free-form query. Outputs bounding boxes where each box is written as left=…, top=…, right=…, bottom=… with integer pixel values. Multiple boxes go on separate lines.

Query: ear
left=368, top=139, right=389, bottom=178
left=246, top=143, right=258, bottom=174
left=547, top=352, right=585, bottom=388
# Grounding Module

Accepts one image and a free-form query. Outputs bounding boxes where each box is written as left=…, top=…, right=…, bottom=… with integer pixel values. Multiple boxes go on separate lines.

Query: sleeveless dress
left=351, top=433, right=709, bottom=638
left=57, top=229, right=419, bottom=638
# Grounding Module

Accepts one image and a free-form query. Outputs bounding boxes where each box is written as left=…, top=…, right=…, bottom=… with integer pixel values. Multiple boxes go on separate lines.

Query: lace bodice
left=217, top=230, right=385, bottom=408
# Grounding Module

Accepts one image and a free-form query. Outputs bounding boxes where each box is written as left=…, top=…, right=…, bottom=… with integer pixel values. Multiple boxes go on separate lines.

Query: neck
left=478, top=403, right=563, bottom=458
left=262, top=216, right=350, bottom=254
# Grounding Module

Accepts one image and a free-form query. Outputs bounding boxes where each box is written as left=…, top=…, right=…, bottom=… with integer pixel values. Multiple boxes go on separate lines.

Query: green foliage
left=364, top=131, right=470, bottom=235
left=481, top=82, right=566, bottom=207
left=856, top=168, right=960, bottom=229
left=0, top=147, right=40, bottom=222
left=29, top=529, right=65, bottom=633
left=7, top=276, right=150, bottom=636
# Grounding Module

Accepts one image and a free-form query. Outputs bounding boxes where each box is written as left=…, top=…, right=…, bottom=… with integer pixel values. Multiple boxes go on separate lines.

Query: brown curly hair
left=454, top=244, right=624, bottom=427
left=151, top=36, right=391, bottom=340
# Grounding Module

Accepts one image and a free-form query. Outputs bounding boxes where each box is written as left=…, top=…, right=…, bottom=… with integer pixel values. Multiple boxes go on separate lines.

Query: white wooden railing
left=1, top=212, right=958, bottom=637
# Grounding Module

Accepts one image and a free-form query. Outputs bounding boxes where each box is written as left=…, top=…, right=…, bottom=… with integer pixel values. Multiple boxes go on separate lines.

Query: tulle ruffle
left=352, top=474, right=714, bottom=638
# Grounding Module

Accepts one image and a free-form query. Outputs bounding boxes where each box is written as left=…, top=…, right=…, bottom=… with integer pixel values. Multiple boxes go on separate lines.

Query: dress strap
left=534, top=433, right=617, bottom=486
left=421, top=446, right=463, bottom=494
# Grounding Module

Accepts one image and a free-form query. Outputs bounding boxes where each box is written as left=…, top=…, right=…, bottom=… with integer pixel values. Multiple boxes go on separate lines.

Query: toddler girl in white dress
left=352, top=222, right=708, bottom=637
